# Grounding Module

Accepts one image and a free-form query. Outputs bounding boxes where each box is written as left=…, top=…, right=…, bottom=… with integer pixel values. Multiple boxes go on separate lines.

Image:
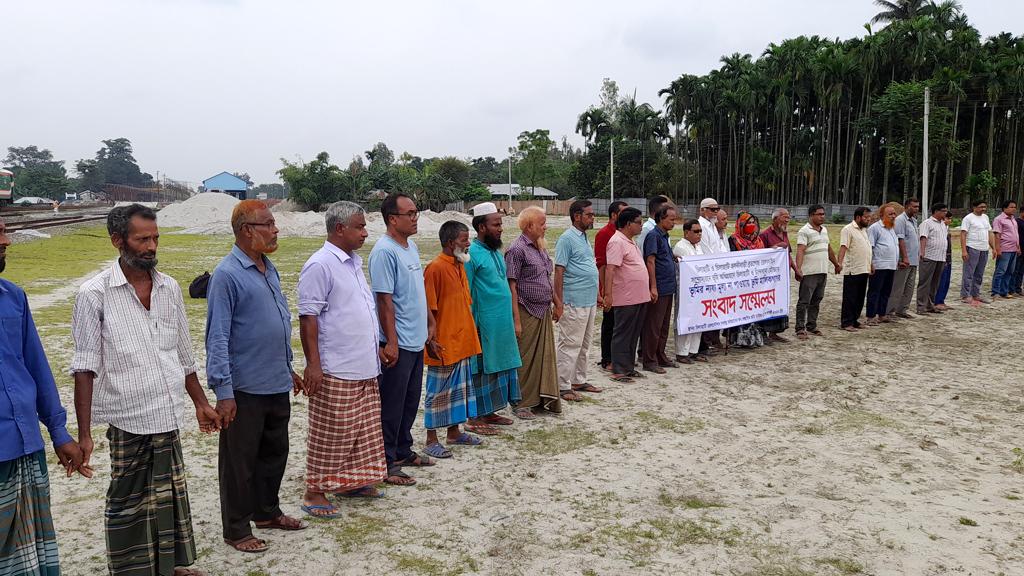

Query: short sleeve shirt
left=839, top=222, right=872, bottom=275
left=643, top=227, right=677, bottom=295
left=961, top=213, right=992, bottom=251
left=606, top=231, right=651, bottom=307
left=918, top=217, right=948, bottom=262
left=868, top=221, right=900, bottom=270
left=554, top=227, right=599, bottom=307
left=893, top=212, right=920, bottom=265
left=993, top=212, right=1020, bottom=253
left=368, top=235, right=428, bottom=352
left=797, top=223, right=830, bottom=276
left=423, top=254, right=481, bottom=366
left=504, top=234, right=554, bottom=319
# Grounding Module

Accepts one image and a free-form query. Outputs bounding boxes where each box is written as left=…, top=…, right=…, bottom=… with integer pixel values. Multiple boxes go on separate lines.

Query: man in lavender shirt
left=298, top=201, right=388, bottom=518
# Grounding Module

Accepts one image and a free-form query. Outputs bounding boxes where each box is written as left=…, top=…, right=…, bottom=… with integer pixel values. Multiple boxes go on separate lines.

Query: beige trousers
left=555, top=305, right=597, bottom=392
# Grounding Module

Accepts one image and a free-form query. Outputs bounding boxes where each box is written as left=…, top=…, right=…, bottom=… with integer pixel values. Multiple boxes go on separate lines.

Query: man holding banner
left=673, top=219, right=706, bottom=364
left=604, top=207, right=649, bottom=382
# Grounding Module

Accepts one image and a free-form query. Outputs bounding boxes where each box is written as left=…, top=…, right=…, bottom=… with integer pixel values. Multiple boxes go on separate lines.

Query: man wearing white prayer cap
left=473, top=202, right=498, bottom=217
left=698, top=197, right=723, bottom=255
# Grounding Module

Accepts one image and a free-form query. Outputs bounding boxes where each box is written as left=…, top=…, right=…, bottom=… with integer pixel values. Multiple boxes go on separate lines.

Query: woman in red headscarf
left=726, top=212, right=768, bottom=348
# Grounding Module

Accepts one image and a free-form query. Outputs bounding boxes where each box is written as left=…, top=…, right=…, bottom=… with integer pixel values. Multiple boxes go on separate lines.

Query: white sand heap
left=159, top=193, right=473, bottom=237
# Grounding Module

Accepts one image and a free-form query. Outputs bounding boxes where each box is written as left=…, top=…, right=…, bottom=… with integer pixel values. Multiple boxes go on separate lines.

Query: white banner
left=676, top=248, right=791, bottom=335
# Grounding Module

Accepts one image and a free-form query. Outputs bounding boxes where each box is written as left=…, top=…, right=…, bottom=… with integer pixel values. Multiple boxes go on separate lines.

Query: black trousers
left=218, top=390, right=291, bottom=541
left=379, top=348, right=424, bottom=468
left=611, top=303, right=645, bottom=374
left=599, top=307, right=615, bottom=366
left=841, top=274, right=869, bottom=328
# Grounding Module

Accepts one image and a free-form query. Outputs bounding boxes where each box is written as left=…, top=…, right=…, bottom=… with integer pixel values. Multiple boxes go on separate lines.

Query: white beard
left=455, top=249, right=471, bottom=264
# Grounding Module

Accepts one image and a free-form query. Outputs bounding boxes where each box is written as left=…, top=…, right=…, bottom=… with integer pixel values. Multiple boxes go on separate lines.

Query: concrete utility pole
left=922, top=87, right=930, bottom=211
left=508, top=147, right=514, bottom=212
left=610, top=138, right=615, bottom=203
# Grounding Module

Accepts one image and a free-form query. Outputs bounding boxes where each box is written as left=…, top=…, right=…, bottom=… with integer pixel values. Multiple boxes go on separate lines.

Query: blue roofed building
left=202, top=172, right=249, bottom=200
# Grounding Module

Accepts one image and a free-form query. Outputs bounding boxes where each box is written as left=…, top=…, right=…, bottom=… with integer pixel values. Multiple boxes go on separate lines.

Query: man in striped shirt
left=72, top=204, right=220, bottom=576
left=795, top=204, right=841, bottom=339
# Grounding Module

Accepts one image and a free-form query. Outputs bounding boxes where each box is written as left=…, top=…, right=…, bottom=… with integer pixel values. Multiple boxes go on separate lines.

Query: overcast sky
left=4, top=0, right=1019, bottom=185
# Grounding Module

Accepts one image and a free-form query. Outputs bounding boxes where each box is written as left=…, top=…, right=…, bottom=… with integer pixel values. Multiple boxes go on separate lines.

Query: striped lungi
left=0, top=451, right=60, bottom=576
left=306, top=376, right=387, bottom=493
left=516, top=306, right=561, bottom=413
left=424, top=358, right=473, bottom=430
left=468, top=355, right=521, bottom=418
left=105, top=427, right=197, bottom=576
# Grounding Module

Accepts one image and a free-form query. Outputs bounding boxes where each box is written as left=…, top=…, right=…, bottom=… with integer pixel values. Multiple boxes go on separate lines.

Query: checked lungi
left=468, top=355, right=521, bottom=418
left=0, top=451, right=60, bottom=576
left=423, top=359, right=473, bottom=430
left=306, top=376, right=387, bottom=493
left=105, top=427, right=197, bottom=576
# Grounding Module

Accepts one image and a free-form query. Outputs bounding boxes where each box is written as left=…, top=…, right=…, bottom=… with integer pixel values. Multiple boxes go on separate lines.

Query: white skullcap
left=473, top=202, right=498, bottom=217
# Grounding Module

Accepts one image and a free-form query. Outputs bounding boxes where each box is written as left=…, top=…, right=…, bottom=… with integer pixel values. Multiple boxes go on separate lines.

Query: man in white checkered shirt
left=71, top=204, right=220, bottom=576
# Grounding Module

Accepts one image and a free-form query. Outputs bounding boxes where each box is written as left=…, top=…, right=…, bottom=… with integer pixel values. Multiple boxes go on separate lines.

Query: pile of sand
left=157, top=192, right=240, bottom=231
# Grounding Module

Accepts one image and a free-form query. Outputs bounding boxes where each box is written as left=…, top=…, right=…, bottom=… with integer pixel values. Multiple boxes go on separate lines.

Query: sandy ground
left=34, top=254, right=1023, bottom=576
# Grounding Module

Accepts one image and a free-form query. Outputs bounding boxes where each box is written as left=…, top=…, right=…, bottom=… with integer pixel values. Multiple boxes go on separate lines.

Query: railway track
left=7, top=214, right=109, bottom=233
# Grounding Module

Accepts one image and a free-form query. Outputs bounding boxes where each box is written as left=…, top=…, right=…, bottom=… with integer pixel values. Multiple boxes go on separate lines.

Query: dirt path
left=27, top=259, right=115, bottom=311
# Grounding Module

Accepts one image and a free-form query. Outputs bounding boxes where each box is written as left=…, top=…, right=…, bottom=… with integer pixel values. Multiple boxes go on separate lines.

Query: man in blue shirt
left=553, top=200, right=602, bottom=402
left=206, top=201, right=307, bottom=552
left=641, top=203, right=679, bottom=373
left=369, top=193, right=433, bottom=486
left=0, top=217, right=86, bottom=574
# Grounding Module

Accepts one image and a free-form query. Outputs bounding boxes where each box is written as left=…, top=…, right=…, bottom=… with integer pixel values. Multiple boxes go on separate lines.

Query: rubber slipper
left=384, top=468, right=416, bottom=486
left=337, top=485, right=385, bottom=499
left=560, top=391, right=583, bottom=401
left=609, top=374, right=634, bottom=382
left=513, top=407, right=537, bottom=420
left=224, top=536, right=269, bottom=553
left=423, top=442, right=452, bottom=459
left=396, top=452, right=436, bottom=467
left=254, top=515, right=308, bottom=531
left=572, top=383, right=603, bottom=393
left=448, top=432, right=483, bottom=446
left=300, top=504, right=341, bottom=520
left=464, top=423, right=501, bottom=436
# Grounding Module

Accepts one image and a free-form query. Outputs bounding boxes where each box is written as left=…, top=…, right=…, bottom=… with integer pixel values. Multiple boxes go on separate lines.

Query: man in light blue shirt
left=887, top=198, right=920, bottom=318
left=368, top=193, right=432, bottom=485
left=206, top=200, right=307, bottom=551
left=635, top=195, right=671, bottom=250
left=866, top=203, right=900, bottom=324
left=554, top=200, right=601, bottom=401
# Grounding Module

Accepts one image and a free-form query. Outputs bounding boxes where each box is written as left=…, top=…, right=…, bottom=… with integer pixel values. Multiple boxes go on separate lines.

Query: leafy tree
left=251, top=183, right=288, bottom=199
left=232, top=172, right=254, bottom=189
left=516, top=129, right=555, bottom=194
left=278, top=152, right=347, bottom=209
left=3, top=145, right=70, bottom=199
left=75, top=138, right=153, bottom=192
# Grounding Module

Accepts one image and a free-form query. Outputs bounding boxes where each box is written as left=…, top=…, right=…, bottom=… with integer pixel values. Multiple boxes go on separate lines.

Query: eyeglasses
left=391, top=210, right=419, bottom=220
left=812, top=212, right=825, bottom=217
left=703, top=206, right=720, bottom=211
left=691, top=229, right=703, bottom=234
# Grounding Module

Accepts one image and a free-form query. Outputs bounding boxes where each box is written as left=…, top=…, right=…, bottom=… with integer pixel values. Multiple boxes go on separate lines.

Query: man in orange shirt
left=421, top=221, right=484, bottom=458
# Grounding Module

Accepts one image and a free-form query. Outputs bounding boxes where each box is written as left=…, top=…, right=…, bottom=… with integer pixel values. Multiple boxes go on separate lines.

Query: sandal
left=300, top=503, right=341, bottom=519
left=810, top=329, right=824, bottom=336
left=560, top=391, right=583, bottom=402
left=224, top=535, right=269, bottom=553
left=338, top=485, right=385, bottom=499
left=395, top=452, right=436, bottom=467
left=448, top=432, right=483, bottom=446
left=384, top=468, right=417, bottom=486
left=609, top=374, right=634, bottom=382
left=572, top=383, right=603, bottom=393
left=423, top=442, right=452, bottom=458
left=254, top=514, right=307, bottom=531
left=482, top=414, right=514, bottom=426
left=796, top=330, right=809, bottom=340
left=626, top=370, right=646, bottom=379
left=174, top=569, right=208, bottom=576
left=465, top=423, right=500, bottom=436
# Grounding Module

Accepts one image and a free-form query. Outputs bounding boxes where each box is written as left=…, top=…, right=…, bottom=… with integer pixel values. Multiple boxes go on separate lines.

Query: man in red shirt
left=758, top=207, right=799, bottom=342
left=594, top=201, right=628, bottom=371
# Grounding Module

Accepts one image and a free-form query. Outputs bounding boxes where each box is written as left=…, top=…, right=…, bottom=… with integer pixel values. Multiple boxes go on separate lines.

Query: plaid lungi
left=306, top=376, right=387, bottom=493
left=424, top=358, right=473, bottom=430
left=0, top=451, right=60, bottom=576
left=468, top=355, right=521, bottom=418
left=105, top=427, right=197, bottom=576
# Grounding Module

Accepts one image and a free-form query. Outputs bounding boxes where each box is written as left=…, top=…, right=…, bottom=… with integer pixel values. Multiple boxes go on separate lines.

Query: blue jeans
left=1012, top=253, right=1024, bottom=294
left=935, top=262, right=951, bottom=305
left=991, top=252, right=1017, bottom=296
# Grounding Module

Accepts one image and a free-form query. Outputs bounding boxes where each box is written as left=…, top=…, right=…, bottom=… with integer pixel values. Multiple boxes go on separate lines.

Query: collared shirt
left=893, top=212, right=920, bottom=265
left=673, top=238, right=704, bottom=259
left=606, top=231, right=651, bottom=307
left=466, top=239, right=522, bottom=374
left=368, top=235, right=428, bottom=352
left=961, top=213, right=992, bottom=251
left=868, top=221, right=900, bottom=270
left=919, top=216, right=948, bottom=262
left=797, top=223, right=830, bottom=275
left=635, top=218, right=657, bottom=250
left=839, top=222, right=872, bottom=275
left=0, top=278, right=73, bottom=462
left=424, top=254, right=481, bottom=366
left=759, top=227, right=791, bottom=253
left=643, top=226, right=677, bottom=295
left=205, top=245, right=292, bottom=401
left=505, top=234, right=553, bottom=319
left=299, top=242, right=381, bottom=381
left=993, top=212, right=1020, bottom=253
left=554, top=227, right=598, bottom=307
left=698, top=216, right=722, bottom=254
left=70, top=262, right=198, bottom=435
left=594, top=220, right=617, bottom=292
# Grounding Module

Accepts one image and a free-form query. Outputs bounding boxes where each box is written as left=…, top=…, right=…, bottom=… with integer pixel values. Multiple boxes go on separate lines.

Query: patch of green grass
left=635, top=411, right=705, bottom=434
left=516, top=424, right=598, bottom=455
left=244, top=571, right=271, bottom=576
left=958, top=517, right=978, bottom=527
left=657, top=491, right=726, bottom=510
left=830, top=408, right=900, bottom=432
left=600, top=515, right=742, bottom=562
left=3, top=226, right=115, bottom=295
left=1005, top=494, right=1021, bottom=501
left=798, top=422, right=826, bottom=435
left=1010, top=447, right=1024, bottom=473
left=817, top=557, right=864, bottom=574
left=323, top=512, right=395, bottom=553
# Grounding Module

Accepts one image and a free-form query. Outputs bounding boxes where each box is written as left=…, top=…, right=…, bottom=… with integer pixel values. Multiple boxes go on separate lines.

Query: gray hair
left=325, top=201, right=365, bottom=234
left=771, top=207, right=789, bottom=220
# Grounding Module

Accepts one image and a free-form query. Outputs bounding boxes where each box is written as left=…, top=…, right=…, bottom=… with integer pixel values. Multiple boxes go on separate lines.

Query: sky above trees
left=3, top=0, right=1021, bottom=185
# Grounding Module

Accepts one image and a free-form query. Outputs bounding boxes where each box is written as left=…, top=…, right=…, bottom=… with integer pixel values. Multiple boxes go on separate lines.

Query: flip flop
left=254, top=515, right=308, bottom=531
left=626, top=370, right=647, bottom=379
left=560, top=391, right=583, bottom=401
left=448, top=432, right=483, bottom=446
left=423, top=442, right=452, bottom=459
left=337, top=485, right=385, bottom=499
left=224, top=535, right=269, bottom=553
left=300, top=504, right=341, bottom=520
left=572, top=383, right=603, bottom=393
left=609, top=374, right=634, bottom=382
left=396, top=452, right=436, bottom=467
left=482, top=414, right=514, bottom=426
left=464, top=423, right=501, bottom=436
left=513, top=407, right=537, bottom=420
left=384, top=469, right=417, bottom=486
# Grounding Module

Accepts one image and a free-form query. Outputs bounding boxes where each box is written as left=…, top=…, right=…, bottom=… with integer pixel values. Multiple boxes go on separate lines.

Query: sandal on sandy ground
left=384, top=468, right=416, bottom=486
left=338, top=485, right=385, bottom=499
left=174, top=568, right=208, bottom=576
left=448, top=432, right=483, bottom=446
left=572, top=383, right=603, bottom=393
left=254, top=514, right=307, bottom=531
left=513, top=407, right=537, bottom=420
left=423, top=442, right=452, bottom=459
left=560, top=390, right=583, bottom=401
left=482, top=414, right=514, bottom=426
left=224, top=536, right=268, bottom=553
left=465, top=422, right=500, bottom=435
left=395, top=452, right=436, bottom=467
left=301, top=503, right=341, bottom=519
left=609, top=374, right=634, bottom=382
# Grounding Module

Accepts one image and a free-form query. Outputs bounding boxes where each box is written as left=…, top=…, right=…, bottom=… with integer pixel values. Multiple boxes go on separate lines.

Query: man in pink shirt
left=991, top=199, right=1021, bottom=298
left=602, top=207, right=651, bottom=382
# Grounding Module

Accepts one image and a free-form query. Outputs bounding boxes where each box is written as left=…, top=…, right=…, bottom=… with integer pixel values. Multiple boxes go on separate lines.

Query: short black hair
left=905, top=197, right=920, bottom=207
left=439, top=220, right=468, bottom=245
left=608, top=200, right=628, bottom=218
left=616, top=207, right=642, bottom=229
left=472, top=215, right=486, bottom=234
left=381, top=192, right=413, bottom=221
left=853, top=206, right=870, bottom=219
left=930, top=202, right=948, bottom=214
left=107, top=203, right=157, bottom=238
left=654, top=203, right=677, bottom=223
left=647, top=195, right=670, bottom=216
left=971, top=198, right=987, bottom=208
left=807, top=204, right=825, bottom=217
left=569, top=199, right=592, bottom=222
left=1002, top=199, right=1017, bottom=209
left=683, top=218, right=700, bottom=231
